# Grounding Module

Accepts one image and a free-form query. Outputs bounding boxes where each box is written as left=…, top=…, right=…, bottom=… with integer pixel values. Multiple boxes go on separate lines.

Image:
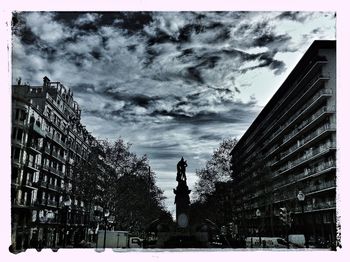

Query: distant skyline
left=12, top=11, right=336, bottom=214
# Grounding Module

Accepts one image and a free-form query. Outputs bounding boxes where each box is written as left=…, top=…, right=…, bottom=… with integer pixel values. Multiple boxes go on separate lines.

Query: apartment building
left=229, top=40, right=336, bottom=245
left=11, top=77, right=99, bottom=251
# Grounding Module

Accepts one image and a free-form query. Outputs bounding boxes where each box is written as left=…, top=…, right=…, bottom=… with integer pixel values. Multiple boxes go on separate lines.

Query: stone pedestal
left=173, top=180, right=191, bottom=228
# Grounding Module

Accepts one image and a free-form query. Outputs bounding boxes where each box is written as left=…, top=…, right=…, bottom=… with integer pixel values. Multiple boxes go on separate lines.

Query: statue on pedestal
left=173, top=157, right=191, bottom=228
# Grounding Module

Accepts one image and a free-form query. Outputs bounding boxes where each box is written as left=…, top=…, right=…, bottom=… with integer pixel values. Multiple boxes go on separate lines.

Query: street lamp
left=103, top=209, right=110, bottom=249
left=297, top=190, right=308, bottom=248
left=63, top=196, right=72, bottom=248
left=256, top=209, right=261, bottom=247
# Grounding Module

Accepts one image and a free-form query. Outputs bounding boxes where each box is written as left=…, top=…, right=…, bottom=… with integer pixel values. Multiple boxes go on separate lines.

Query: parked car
left=245, top=237, right=289, bottom=248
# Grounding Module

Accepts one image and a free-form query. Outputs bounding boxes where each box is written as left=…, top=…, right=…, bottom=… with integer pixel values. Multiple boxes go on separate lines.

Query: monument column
left=173, top=157, right=191, bottom=228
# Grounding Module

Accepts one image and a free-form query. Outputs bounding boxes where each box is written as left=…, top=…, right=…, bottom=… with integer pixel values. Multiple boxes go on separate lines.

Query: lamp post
left=103, top=209, right=110, bottom=249
left=256, top=209, right=261, bottom=247
left=63, top=197, right=72, bottom=248
left=297, top=190, right=308, bottom=248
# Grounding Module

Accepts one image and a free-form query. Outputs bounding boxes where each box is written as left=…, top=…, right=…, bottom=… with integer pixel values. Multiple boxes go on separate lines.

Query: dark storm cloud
left=149, top=99, right=257, bottom=125
left=276, top=11, right=308, bottom=22
left=72, top=83, right=96, bottom=93
left=253, top=33, right=291, bottom=47
left=103, top=88, right=159, bottom=108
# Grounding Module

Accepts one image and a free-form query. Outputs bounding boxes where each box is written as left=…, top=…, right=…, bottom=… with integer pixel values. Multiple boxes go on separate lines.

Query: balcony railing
left=30, top=123, right=46, bottom=137
left=27, top=142, right=42, bottom=153
left=52, top=135, right=66, bottom=148
left=294, top=200, right=336, bottom=213
left=25, top=160, right=40, bottom=170
left=47, top=200, right=58, bottom=207
left=13, top=199, right=36, bottom=208
left=51, top=151, right=66, bottom=163
left=49, top=167, right=64, bottom=178
left=305, top=180, right=336, bottom=195
left=22, top=179, right=36, bottom=188
left=47, top=183, right=60, bottom=191
left=37, top=180, right=48, bottom=188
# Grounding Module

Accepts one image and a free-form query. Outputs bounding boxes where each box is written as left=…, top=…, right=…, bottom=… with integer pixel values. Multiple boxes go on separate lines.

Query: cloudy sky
left=11, top=11, right=336, bottom=214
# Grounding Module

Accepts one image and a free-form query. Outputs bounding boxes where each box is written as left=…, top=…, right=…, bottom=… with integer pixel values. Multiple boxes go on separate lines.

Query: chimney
left=43, top=76, right=50, bottom=87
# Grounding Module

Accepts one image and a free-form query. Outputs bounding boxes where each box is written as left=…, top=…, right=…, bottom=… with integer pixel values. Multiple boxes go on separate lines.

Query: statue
left=176, top=157, right=187, bottom=182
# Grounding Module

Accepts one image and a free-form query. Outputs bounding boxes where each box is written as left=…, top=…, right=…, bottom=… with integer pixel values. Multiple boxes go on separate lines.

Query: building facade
left=11, top=76, right=103, bottom=251
left=229, top=40, right=336, bottom=245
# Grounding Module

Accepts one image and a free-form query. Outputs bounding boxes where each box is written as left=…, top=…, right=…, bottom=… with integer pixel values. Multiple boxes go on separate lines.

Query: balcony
left=294, top=200, right=336, bottom=213
left=44, top=146, right=51, bottom=155
left=22, top=179, right=37, bottom=189
left=25, top=160, right=40, bottom=171
left=29, top=123, right=46, bottom=137
left=305, top=180, right=336, bottom=196
left=12, top=199, right=36, bottom=208
left=47, top=200, right=58, bottom=207
left=47, top=183, right=60, bottom=192
left=46, top=132, right=66, bottom=148
left=52, top=135, right=66, bottom=148
left=50, top=167, right=64, bottom=178
left=41, top=163, right=50, bottom=172
left=37, top=180, right=48, bottom=188
left=51, top=151, right=66, bottom=163
left=27, top=142, right=42, bottom=154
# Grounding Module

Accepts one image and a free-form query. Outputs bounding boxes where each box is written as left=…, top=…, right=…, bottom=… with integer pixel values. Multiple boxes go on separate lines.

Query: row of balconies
left=272, top=142, right=336, bottom=179
left=268, top=103, right=333, bottom=151
left=240, top=65, right=329, bottom=158
left=270, top=124, right=335, bottom=167
left=50, top=150, right=67, bottom=163
left=273, top=179, right=335, bottom=204
left=230, top=157, right=335, bottom=206
left=46, top=95, right=68, bottom=120
left=240, top=93, right=333, bottom=169
left=273, top=159, right=335, bottom=190
left=41, top=162, right=65, bottom=178
left=263, top=78, right=331, bottom=143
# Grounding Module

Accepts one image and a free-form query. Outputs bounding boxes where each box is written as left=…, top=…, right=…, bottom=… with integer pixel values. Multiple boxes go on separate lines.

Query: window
left=16, top=128, right=23, bottom=141
left=12, top=127, right=17, bottom=140
left=15, top=109, right=20, bottom=120
left=19, top=109, right=27, bottom=121
left=14, top=147, right=20, bottom=160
